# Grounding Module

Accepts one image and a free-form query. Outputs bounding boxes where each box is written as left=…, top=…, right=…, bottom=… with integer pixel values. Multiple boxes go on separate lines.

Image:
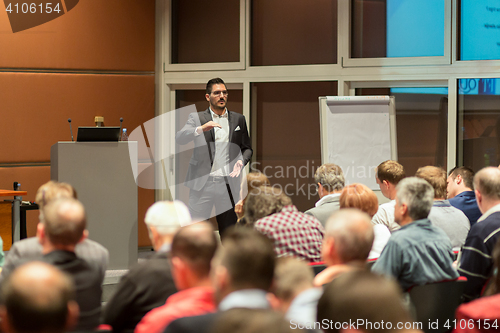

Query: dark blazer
left=102, top=252, right=177, bottom=333
left=44, top=250, right=103, bottom=331
left=175, top=109, right=252, bottom=197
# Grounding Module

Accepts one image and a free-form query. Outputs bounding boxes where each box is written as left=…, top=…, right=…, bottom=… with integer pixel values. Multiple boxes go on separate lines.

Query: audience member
left=34, top=198, right=102, bottom=330
left=317, top=270, right=423, bottom=333
left=103, top=201, right=191, bottom=332
left=210, top=308, right=304, bottom=333
left=164, top=228, right=276, bottom=333
left=314, top=209, right=374, bottom=287
left=244, top=186, right=291, bottom=226
left=454, top=237, right=500, bottom=332
left=2, top=181, right=108, bottom=281
left=415, top=166, right=470, bottom=250
left=0, top=262, right=79, bottom=333
left=273, top=258, right=322, bottom=326
left=339, top=183, right=390, bottom=259
left=372, top=177, right=458, bottom=291
left=235, top=171, right=270, bottom=226
left=458, top=167, right=500, bottom=301
left=372, top=160, right=406, bottom=232
left=447, top=166, right=482, bottom=227
left=135, top=222, right=217, bottom=333
left=305, top=163, right=345, bottom=226
left=252, top=188, right=324, bottom=262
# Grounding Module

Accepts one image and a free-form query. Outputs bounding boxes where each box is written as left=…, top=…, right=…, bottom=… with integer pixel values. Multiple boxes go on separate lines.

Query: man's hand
left=235, top=199, right=244, bottom=219
left=199, top=121, right=222, bottom=132
left=229, top=160, right=244, bottom=178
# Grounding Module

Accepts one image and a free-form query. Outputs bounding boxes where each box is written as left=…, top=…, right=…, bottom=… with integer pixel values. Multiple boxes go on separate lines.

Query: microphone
left=119, top=117, right=123, bottom=141
left=68, top=118, right=74, bottom=142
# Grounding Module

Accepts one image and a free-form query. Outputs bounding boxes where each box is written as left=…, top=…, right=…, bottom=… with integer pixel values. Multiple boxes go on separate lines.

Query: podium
left=51, top=142, right=138, bottom=269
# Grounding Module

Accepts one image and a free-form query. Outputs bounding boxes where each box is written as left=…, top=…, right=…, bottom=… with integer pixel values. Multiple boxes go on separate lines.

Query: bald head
left=1, top=262, right=76, bottom=333
left=474, top=167, right=500, bottom=201
left=324, top=209, right=374, bottom=264
left=317, top=271, right=413, bottom=333
left=42, top=198, right=86, bottom=247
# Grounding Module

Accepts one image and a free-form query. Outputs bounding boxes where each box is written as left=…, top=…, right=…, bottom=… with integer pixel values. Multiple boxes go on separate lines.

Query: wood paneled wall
left=0, top=0, right=155, bottom=248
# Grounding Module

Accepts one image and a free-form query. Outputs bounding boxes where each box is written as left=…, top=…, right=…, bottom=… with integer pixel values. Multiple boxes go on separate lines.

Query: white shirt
left=194, top=108, right=230, bottom=177
left=371, top=199, right=400, bottom=232
left=209, top=108, right=230, bottom=176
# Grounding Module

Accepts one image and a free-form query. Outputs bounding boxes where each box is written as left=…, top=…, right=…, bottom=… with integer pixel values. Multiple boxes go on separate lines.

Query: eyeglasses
left=212, top=90, right=228, bottom=96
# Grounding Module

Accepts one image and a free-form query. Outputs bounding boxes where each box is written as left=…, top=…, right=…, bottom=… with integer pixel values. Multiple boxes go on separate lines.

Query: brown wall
left=0, top=0, right=155, bottom=248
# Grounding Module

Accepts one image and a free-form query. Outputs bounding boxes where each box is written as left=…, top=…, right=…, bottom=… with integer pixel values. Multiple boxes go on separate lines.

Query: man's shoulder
left=9, top=237, right=41, bottom=254
left=126, top=253, right=171, bottom=279
left=469, top=212, right=500, bottom=237
left=164, top=313, right=216, bottom=333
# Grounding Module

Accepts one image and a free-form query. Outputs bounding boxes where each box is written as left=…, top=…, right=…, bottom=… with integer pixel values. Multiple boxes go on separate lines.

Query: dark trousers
left=188, top=177, right=237, bottom=237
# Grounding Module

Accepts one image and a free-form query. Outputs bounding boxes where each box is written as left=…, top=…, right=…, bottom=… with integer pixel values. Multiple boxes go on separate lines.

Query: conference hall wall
left=0, top=0, right=155, bottom=249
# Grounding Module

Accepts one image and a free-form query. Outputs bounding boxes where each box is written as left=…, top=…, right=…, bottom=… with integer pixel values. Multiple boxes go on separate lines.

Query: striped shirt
left=458, top=210, right=500, bottom=301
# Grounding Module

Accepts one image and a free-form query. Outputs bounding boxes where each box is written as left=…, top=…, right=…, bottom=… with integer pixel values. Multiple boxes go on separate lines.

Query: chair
left=409, top=278, right=466, bottom=333
left=308, top=261, right=327, bottom=275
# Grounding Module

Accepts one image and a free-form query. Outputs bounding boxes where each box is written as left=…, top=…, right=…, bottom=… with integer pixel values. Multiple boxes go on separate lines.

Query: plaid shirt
left=254, top=205, right=325, bottom=262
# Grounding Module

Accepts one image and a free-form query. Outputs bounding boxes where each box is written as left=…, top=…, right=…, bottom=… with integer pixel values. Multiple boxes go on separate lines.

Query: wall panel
left=0, top=0, right=155, bottom=71
left=0, top=73, right=155, bottom=163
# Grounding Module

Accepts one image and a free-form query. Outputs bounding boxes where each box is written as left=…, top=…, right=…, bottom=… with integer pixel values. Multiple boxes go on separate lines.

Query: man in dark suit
left=19, top=198, right=103, bottom=331
left=176, top=78, right=252, bottom=236
left=103, top=200, right=189, bottom=332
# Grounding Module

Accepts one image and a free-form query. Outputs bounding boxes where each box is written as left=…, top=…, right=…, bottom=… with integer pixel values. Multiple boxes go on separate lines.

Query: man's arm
left=371, top=241, right=402, bottom=280
left=175, top=113, right=202, bottom=145
left=458, top=232, right=493, bottom=301
left=238, top=116, right=252, bottom=166
left=176, top=113, right=221, bottom=145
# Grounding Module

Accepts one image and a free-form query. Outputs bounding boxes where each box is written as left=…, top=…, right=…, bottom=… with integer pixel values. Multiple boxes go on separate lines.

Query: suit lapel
left=228, top=111, right=236, bottom=142
left=201, top=109, right=214, bottom=142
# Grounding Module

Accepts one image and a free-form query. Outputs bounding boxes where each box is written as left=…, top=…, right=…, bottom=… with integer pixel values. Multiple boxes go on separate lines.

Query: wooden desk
left=0, top=190, right=27, bottom=250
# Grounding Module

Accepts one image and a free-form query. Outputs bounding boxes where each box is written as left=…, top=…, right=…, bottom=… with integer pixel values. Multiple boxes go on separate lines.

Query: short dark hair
left=218, top=228, right=275, bottom=291
left=2, top=262, right=75, bottom=333
left=449, top=166, right=475, bottom=190
left=376, top=160, right=406, bottom=185
left=317, top=270, right=413, bottom=333
left=171, top=222, right=218, bottom=278
left=206, top=78, right=226, bottom=95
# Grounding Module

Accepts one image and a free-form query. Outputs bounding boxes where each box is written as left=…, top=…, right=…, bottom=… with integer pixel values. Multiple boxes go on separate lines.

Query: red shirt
left=134, top=286, right=215, bottom=333
left=453, top=293, right=500, bottom=333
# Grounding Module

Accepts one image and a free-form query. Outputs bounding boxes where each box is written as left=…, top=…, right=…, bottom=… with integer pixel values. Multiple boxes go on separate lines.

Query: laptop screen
left=76, top=127, right=121, bottom=142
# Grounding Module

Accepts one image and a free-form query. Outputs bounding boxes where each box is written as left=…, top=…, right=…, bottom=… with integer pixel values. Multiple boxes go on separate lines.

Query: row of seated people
left=2, top=190, right=497, bottom=333
left=0, top=159, right=497, bottom=333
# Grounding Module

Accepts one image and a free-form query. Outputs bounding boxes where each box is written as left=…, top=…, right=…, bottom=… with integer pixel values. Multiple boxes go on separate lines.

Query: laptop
left=76, top=127, right=121, bottom=142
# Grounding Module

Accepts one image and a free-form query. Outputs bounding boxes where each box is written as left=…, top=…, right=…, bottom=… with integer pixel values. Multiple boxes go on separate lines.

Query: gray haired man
left=372, top=177, right=458, bottom=291
left=305, top=163, right=345, bottom=226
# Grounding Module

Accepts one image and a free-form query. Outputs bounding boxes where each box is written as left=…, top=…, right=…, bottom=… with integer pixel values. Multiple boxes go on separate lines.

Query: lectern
left=51, top=142, right=138, bottom=269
